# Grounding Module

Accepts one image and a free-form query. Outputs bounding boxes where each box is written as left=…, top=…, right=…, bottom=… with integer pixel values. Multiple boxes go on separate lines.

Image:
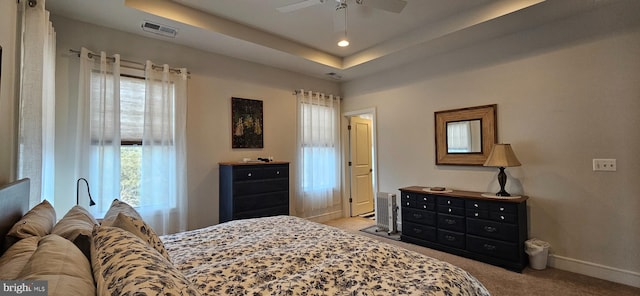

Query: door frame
left=342, top=107, right=378, bottom=217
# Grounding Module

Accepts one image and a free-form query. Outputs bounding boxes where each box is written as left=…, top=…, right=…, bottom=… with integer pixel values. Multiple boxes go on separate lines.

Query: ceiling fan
left=277, top=0, right=408, bottom=14
left=278, top=0, right=407, bottom=38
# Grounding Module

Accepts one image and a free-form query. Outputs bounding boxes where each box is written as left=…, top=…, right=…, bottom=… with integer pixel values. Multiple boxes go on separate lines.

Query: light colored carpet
left=323, top=217, right=640, bottom=296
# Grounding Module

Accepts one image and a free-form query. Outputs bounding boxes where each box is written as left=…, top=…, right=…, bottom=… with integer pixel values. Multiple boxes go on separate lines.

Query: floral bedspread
left=162, top=216, right=490, bottom=296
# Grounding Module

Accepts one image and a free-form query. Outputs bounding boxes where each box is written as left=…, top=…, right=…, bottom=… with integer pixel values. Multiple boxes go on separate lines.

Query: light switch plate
left=593, top=159, right=616, bottom=171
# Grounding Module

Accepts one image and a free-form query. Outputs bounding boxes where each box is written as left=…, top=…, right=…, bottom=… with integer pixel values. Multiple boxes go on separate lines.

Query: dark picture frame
left=231, top=97, right=263, bottom=149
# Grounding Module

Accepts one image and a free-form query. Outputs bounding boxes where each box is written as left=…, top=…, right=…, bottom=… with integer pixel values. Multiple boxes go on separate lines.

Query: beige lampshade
left=483, top=144, right=521, bottom=167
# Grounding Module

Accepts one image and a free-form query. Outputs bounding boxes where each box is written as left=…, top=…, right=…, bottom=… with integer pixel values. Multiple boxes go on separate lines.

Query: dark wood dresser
left=399, top=186, right=528, bottom=272
left=219, top=162, right=290, bottom=223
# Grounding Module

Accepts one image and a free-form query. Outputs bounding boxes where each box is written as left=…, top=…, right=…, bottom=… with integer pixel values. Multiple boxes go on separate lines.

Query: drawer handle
left=474, top=203, right=479, bottom=208
left=445, top=219, right=456, bottom=225
left=499, top=207, right=505, bottom=211
left=422, top=205, right=427, bottom=209
left=474, top=213, right=479, bottom=217
left=500, top=215, right=505, bottom=220
left=445, top=235, right=456, bottom=241
left=413, top=228, right=422, bottom=234
left=406, top=202, right=410, bottom=206
left=448, top=208, right=452, bottom=213
left=484, top=226, right=497, bottom=233
left=247, top=173, right=252, bottom=177
left=412, top=214, right=423, bottom=219
left=483, top=244, right=496, bottom=251
left=276, top=171, right=280, bottom=175
left=447, top=200, right=451, bottom=205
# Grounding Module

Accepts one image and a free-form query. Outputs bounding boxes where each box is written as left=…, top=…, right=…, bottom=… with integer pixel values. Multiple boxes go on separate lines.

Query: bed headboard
left=0, top=178, right=30, bottom=255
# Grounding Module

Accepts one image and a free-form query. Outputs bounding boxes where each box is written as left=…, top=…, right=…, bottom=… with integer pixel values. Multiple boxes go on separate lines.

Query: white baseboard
left=548, top=254, right=640, bottom=288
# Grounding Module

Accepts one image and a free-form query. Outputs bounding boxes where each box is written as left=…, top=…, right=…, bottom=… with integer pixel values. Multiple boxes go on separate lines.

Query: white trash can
left=525, top=238, right=550, bottom=270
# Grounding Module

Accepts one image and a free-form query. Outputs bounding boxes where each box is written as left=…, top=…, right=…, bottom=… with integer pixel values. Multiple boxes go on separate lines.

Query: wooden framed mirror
left=435, top=104, right=497, bottom=165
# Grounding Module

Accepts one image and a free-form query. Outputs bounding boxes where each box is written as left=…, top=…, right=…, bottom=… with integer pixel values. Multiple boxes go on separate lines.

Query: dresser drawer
left=402, top=199, right=416, bottom=208
left=466, top=200, right=489, bottom=210
left=400, top=191, right=416, bottom=203
left=233, top=167, right=261, bottom=181
left=234, top=205, right=289, bottom=220
left=437, top=229, right=465, bottom=249
left=489, top=203, right=517, bottom=214
left=467, top=218, right=517, bottom=242
left=233, top=192, right=288, bottom=212
left=438, top=205, right=465, bottom=216
left=437, top=213, right=465, bottom=232
left=233, top=165, right=289, bottom=181
left=402, top=208, right=436, bottom=226
left=438, top=196, right=464, bottom=207
left=417, top=201, right=435, bottom=211
left=416, top=194, right=435, bottom=204
left=466, top=209, right=489, bottom=219
left=467, top=235, right=518, bottom=261
left=260, top=165, right=289, bottom=179
left=403, top=221, right=436, bottom=242
left=234, top=179, right=289, bottom=195
left=489, top=212, right=517, bottom=223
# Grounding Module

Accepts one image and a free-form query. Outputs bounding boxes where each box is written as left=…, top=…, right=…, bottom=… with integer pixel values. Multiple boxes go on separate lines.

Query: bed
left=0, top=178, right=490, bottom=296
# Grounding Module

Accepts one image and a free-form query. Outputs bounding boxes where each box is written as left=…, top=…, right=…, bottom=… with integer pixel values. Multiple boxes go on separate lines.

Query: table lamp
left=483, top=144, right=521, bottom=197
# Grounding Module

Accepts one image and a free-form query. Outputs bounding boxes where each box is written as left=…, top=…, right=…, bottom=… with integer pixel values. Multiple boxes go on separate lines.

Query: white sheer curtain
left=295, top=90, right=342, bottom=219
left=75, top=48, right=122, bottom=216
left=139, top=61, right=188, bottom=235
left=18, top=0, right=56, bottom=206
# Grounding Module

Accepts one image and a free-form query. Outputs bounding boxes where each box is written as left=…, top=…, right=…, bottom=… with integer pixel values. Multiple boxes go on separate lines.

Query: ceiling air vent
left=325, top=72, right=343, bottom=80
left=141, top=21, right=177, bottom=38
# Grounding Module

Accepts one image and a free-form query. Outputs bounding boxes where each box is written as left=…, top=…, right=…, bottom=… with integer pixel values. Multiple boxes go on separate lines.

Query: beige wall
left=342, top=4, right=640, bottom=286
left=0, top=1, right=18, bottom=184
left=51, top=16, right=340, bottom=230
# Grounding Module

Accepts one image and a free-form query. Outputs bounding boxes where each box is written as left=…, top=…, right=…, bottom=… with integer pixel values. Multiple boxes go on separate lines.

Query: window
left=119, top=75, right=145, bottom=207
left=299, top=101, right=338, bottom=191
left=80, top=49, right=188, bottom=233
left=90, top=72, right=145, bottom=207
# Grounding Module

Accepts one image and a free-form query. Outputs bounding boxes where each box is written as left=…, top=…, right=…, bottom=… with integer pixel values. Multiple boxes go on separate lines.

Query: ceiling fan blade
left=277, top=0, right=326, bottom=13
left=334, top=5, right=346, bottom=32
left=356, top=0, right=407, bottom=13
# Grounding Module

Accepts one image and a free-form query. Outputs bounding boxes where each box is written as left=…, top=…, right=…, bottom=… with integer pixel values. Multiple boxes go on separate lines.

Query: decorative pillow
left=101, top=199, right=142, bottom=225
left=109, top=212, right=171, bottom=261
left=18, top=234, right=95, bottom=296
left=52, top=205, right=98, bottom=260
left=0, top=236, right=39, bottom=280
left=7, top=200, right=56, bottom=246
left=91, top=226, right=201, bottom=296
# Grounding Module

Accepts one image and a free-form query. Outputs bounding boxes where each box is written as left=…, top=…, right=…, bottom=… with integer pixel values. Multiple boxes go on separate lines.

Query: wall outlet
left=593, top=159, right=616, bottom=171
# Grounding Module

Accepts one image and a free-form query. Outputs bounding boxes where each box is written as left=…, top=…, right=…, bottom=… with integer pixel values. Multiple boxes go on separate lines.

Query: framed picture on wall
left=231, top=97, right=263, bottom=148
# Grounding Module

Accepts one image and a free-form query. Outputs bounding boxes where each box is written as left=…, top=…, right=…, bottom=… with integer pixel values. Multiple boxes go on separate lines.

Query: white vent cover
left=325, top=72, right=342, bottom=80
left=141, top=21, right=177, bottom=38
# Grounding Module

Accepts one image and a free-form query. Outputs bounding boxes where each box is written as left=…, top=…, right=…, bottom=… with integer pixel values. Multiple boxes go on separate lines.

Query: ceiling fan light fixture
left=337, top=0, right=349, bottom=47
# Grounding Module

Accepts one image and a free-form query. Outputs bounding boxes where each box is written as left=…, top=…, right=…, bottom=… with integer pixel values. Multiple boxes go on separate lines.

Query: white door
left=350, top=116, right=374, bottom=216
